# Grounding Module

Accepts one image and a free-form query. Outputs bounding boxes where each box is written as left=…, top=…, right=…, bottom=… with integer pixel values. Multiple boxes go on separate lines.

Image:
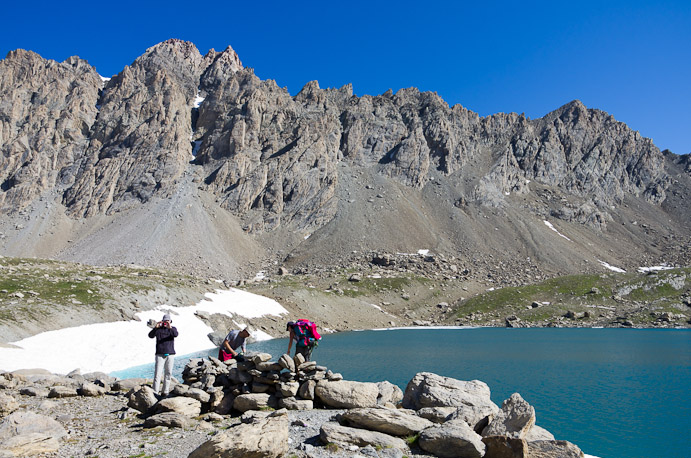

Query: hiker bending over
left=287, top=319, right=321, bottom=361
left=148, top=313, right=178, bottom=396
left=219, top=327, right=250, bottom=362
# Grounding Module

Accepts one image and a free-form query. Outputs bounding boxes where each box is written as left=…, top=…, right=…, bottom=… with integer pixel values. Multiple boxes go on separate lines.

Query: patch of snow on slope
left=638, top=264, right=675, bottom=273
left=598, top=260, right=626, bottom=273
left=543, top=220, right=571, bottom=241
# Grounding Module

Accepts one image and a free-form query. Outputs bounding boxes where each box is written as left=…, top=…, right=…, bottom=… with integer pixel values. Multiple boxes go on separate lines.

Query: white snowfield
left=0, top=289, right=287, bottom=375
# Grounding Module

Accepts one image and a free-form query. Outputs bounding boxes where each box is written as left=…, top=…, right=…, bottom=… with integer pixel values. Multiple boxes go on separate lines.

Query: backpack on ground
left=293, top=319, right=321, bottom=348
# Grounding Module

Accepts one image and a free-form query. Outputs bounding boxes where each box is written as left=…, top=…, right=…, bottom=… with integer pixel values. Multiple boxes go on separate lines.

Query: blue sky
left=2, top=1, right=689, bottom=154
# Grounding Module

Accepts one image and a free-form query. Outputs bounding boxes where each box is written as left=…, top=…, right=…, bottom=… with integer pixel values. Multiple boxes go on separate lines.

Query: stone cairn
left=0, top=353, right=587, bottom=458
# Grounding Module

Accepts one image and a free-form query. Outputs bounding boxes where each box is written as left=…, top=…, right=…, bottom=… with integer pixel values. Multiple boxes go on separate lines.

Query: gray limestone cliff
left=0, top=40, right=680, bottom=236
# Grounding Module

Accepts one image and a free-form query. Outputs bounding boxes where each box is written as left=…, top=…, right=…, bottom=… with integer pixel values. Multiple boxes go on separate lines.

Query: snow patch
left=638, top=264, right=675, bottom=273
left=99, top=75, right=111, bottom=82
left=417, top=249, right=430, bottom=255
left=0, top=288, right=286, bottom=374
left=598, top=260, right=626, bottom=273
left=193, top=92, right=205, bottom=108
left=543, top=220, right=571, bottom=241
left=368, top=303, right=382, bottom=311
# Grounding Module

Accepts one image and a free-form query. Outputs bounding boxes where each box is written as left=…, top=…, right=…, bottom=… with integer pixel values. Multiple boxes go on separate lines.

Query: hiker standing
left=219, top=327, right=250, bottom=362
left=148, top=313, right=177, bottom=396
left=286, top=319, right=321, bottom=361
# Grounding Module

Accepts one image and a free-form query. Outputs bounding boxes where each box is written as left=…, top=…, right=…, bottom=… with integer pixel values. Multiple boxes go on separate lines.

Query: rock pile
left=0, top=358, right=587, bottom=457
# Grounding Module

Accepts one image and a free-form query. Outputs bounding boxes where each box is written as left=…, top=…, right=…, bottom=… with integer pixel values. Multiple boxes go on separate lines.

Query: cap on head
left=162, top=314, right=171, bottom=322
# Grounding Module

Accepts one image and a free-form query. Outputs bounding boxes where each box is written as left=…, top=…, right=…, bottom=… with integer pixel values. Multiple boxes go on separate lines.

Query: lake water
left=112, top=328, right=691, bottom=458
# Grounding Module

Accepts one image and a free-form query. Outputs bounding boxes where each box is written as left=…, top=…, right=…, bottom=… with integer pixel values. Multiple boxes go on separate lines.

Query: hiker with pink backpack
left=286, top=319, right=321, bottom=361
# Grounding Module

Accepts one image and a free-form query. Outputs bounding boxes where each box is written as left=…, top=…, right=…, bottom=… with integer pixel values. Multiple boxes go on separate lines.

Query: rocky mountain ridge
left=0, top=39, right=688, bottom=280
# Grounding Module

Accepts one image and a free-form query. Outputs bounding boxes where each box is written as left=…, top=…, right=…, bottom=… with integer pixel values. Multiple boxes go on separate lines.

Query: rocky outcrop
left=0, top=49, right=101, bottom=213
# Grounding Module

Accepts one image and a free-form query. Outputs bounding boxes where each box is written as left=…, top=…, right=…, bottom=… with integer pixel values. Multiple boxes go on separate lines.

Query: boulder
left=377, top=381, right=403, bottom=406
left=48, top=386, right=78, bottom=398
left=340, top=407, right=434, bottom=436
left=0, top=432, right=62, bottom=456
left=111, top=378, right=148, bottom=391
left=251, top=353, right=272, bottom=364
left=143, top=412, right=192, bottom=429
left=278, top=354, right=295, bottom=372
left=524, top=425, right=555, bottom=442
left=256, top=361, right=282, bottom=372
left=155, top=397, right=202, bottom=417
left=417, top=406, right=456, bottom=424
left=184, top=388, right=211, bottom=404
left=482, top=393, right=535, bottom=439
left=233, top=393, right=277, bottom=413
left=278, top=397, right=313, bottom=410
left=293, top=353, right=306, bottom=367
left=0, top=394, right=19, bottom=417
left=189, top=416, right=290, bottom=458
left=447, top=402, right=499, bottom=430
left=315, top=380, right=379, bottom=408
left=127, top=385, right=158, bottom=414
left=418, top=420, right=486, bottom=458
left=277, top=381, right=299, bottom=397
left=402, top=373, right=497, bottom=414
left=214, top=392, right=236, bottom=415
left=298, top=380, right=317, bottom=400
left=527, top=440, right=585, bottom=458
left=482, top=435, right=528, bottom=458
left=228, top=367, right=253, bottom=384
left=0, top=411, right=67, bottom=442
left=78, top=382, right=107, bottom=397
left=320, top=422, right=408, bottom=450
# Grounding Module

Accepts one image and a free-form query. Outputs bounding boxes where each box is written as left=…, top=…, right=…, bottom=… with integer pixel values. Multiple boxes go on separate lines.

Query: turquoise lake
left=112, top=328, right=691, bottom=458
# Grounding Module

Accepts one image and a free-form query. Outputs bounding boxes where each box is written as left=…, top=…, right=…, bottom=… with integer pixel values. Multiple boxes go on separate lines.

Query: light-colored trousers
left=153, top=354, right=174, bottom=395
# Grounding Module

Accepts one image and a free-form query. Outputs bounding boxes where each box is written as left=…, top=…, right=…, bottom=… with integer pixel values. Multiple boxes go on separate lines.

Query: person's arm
left=287, top=328, right=294, bottom=354
left=171, top=326, right=178, bottom=338
left=223, top=339, right=237, bottom=356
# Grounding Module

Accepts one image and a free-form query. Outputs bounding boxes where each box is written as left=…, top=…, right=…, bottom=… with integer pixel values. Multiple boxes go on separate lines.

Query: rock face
left=0, top=40, right=677, bottom=235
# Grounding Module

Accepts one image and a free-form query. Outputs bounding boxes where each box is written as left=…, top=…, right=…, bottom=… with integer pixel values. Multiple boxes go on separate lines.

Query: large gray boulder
left=278, top=397, right=313, bottom=410
left=144, top=412, right=192, bottom=429
left=48, top=386, right=78, bottom=398
left=127, top=385, right=158, bottom=414
left=417, top=406, right=456, bottom=424
left=0, top=410, right=67, bottom=456
left=112, top=378, right=148, bottom=391
left=315, top=380, right=380, bottom=408
left=188, top=416, right=289, bottom=458
left=524, top=425, right=555, bottom=442
left=319, top=422, right=408, bottom=451
left=402, top=373, right=498, bottom=415
left=184, top=388, right=211, bottom=403
left=482, top=393, right=535, bottom=439
left=418, top=420, right=486, bottom=458
left=78, top=382, right=107, bottom=397
left=155, top=397, right=202, bottom=417
left=340, top=407, right=434, bottom=436
left=233, top=393, right=277, bottom=412
left=298, top=380, right=317, bottom=400
left=527, top=440, right=585, bottom=457
left=377, top=381, right=403, bottom=405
